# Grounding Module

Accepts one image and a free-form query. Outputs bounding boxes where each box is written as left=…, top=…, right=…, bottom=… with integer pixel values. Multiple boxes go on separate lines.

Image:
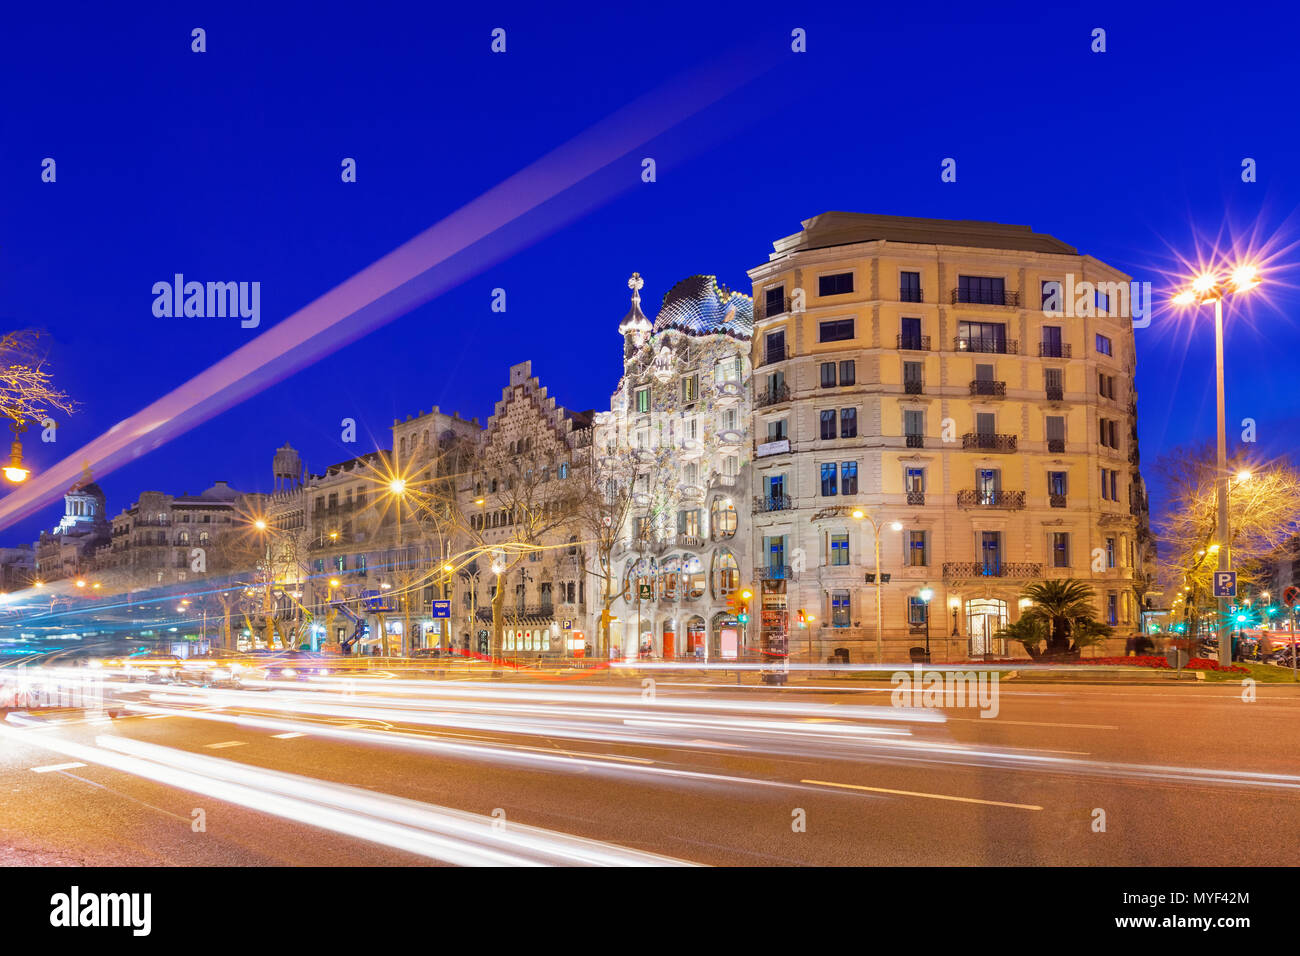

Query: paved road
left=2, top=669, right=1298, bottom=865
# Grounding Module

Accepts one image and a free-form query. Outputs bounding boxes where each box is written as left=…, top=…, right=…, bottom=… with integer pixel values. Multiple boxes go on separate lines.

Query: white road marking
left=204, top=741, right=246, bottom=749
left=272, top=732, right=305, bottom=739
left=31, top=762, right=87, bottom=773
left=802, top=778, right=1043, bottom=811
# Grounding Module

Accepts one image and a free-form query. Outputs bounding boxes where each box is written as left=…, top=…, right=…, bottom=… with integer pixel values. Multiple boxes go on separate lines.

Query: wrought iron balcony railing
left=1047, top=438, right=1065, bottom=453
left=899, top=288, right=924, bottom=303
left=961, top=433, right=1017, bottom=452
left=754, top=382, right=791, bottom=408
left=969, top=379, right=1006, bottom=397
left=1038, top=342, right=1072, bottom=358
left=904, top=379, right=924, bottom=395
left=952, top=288, right=1021, bottom=307
left=955, top=338, right=1018, bottom=355
left=756, top=564, right=793, bottom=581
left=905, top=434, right=924, bottom=448
left=897, top=334, right=931, bottom=351
left=1045, top=386, right=1064, bottom=402
left=759, top=345, right=789, bottom=366
left=956, top=490, right=1026, bottom=509
left=943, top=561, right=1041, bottom=579
left=1049, top=493, right=1067, bottom=508
left=906, top=491, right=925, bottom=506
left=753, top=495, right=793, bottom=513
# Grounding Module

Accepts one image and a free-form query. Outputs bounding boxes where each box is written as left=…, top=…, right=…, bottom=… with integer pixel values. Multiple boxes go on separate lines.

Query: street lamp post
left=920, top=587, right=933, bottom=661
left=1173, top=263, right=1261, bottom=668
left=852, top=509, right=903, bottom=664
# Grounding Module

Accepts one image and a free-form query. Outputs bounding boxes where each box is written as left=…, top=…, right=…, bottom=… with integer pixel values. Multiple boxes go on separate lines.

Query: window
left=903, top=361, right=923, bottom=391
left=1107, top=592, right=1118, bottom=626
left=764, top=330, right=786, bottom=363
left=958, top=275, right=1005, bottom=305
left=905, top=467, right=925, bottom=493
left=1098, top=373, right=1116, bottom=399
left=900, top=316, right=923, bottom=350
left=841, top=461, right=858, bottom=495
left=1052, top=532, right=1070, bottom=568
left=907, top=596, right=929, bottom=625
left=820, top=463, right=838, bottom=496
left=765, top=285, right=785, bottom=316
left=839, top=360, right=855, bottom=386
left=1046, top=415, right=1065, bottom=451
left=957, top=320, right=1008, bottom=353
left=976, top=468, right=1000, bottom=504
left=1041, top=280, right=1061, bottom=311
left=840, top=407, right=857, bottom=439
left=635, top=387, right=650, bottom=413
left=820, top=410, right=837, bottom=441
left=1096, top=334, right=1113, bottom=356
left=981, top=531, right=1002, bottom=574
left=819, top=272, right=854, bottom=296
left=681, top=374, right=698, bottom=403
left=904, top=409, right=924, bottom=440
left=900, top=271, right=921, bottom=302
left=976, top=412, right=996, bottom=436
left=831, top=590, right=851, bottom=627
left=1041, top=325, right=1063, bottom=357
left=678, top=508, right=701, bottom=538
left=820, top=362, right=837, bottom=388
left=830, top=533, right=849, bottom=566
left=714, top=356, right=742, bottom=383
left=767, top=418, right=788, bottom=441
left=710, top=498, right=737, bottom=539
left=908, top=531, right=928, bottom=567
left=1106, top=536, right=1116, bottom=569
left=1048, top=471, right=1067, bottom=496
left=819, top=319, right=855, bottom=343
left=558, top=463, right=569, bottom=479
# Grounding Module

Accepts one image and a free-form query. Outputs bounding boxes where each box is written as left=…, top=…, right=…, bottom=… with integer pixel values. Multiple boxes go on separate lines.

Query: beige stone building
left=746, top=213, right=1153, bottom=663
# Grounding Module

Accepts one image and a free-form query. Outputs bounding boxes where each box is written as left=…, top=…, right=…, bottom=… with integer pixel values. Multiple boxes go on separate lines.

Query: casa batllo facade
left=600, top=273, right=755, bottom=660
left=747, top=213, right=1154, bottom=663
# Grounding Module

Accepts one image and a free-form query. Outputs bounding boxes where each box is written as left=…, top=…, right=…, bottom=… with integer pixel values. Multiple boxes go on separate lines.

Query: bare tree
left=0, top=330, right=78, bottom=425
left=574, top=446, right=677, bottom=656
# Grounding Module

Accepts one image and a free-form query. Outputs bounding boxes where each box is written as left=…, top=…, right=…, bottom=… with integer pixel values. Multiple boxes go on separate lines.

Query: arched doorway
left=685, top=614, right=707, bottom=659
left=710, top=611, right=740, bottom=661
left=662, top=618, right=677, bottom=659
left=966, top=598, right=1008, bottom=657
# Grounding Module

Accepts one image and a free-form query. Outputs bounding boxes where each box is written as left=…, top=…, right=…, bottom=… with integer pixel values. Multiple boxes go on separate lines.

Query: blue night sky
left=1, top=0, right=1297, bottom=543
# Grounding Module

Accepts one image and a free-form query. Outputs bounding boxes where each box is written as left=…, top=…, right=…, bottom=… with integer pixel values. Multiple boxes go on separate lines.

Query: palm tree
left=1019, top=578, right=1112, bottom=658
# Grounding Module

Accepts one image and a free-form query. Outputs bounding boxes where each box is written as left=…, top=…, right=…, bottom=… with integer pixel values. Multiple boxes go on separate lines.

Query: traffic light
left=796, top=608, right=807, bottom=628
left=736, top=587, right=752, bottom=623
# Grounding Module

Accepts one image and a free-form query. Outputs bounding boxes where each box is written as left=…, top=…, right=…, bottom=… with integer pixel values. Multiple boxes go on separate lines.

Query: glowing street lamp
left=3, top=420, right=29, bottom=484
left=1172, top=261, right=1263, bottom=667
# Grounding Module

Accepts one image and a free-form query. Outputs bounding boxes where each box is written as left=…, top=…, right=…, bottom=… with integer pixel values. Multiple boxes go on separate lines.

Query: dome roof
left=653, top=275, right=753, bottom=340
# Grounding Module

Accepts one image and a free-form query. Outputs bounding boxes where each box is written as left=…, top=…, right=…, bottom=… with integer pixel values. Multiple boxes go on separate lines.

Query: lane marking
left=31, top=762, right=87, bottom=773
left=204, top=741, right=246, bottom=750
left=272, top=732, right=306, bottom=739
left=947, top=717, right=1119, bottom=730
left=801, top=778, right=1043, bottom=811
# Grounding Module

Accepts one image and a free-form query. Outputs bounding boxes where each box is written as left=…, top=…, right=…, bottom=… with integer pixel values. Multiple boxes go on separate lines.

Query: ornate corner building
left=746, top=213, right=1154, bottom=663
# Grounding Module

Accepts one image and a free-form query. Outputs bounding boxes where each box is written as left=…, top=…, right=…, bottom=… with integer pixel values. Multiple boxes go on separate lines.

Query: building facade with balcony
left=602, top=273, right=754, bottom=659
left=747, top=212, right=1153, bottom=662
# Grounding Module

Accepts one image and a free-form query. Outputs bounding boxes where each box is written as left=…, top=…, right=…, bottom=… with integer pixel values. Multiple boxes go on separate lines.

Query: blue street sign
left=431, top=600, right=451, bottom=619
left=1213, top=571, right=1238, bottom=598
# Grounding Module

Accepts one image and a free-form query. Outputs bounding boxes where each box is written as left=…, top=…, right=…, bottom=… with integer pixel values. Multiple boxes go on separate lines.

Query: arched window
left=177, top=531, right=190, bottom=545
left=198, top=531, right=210, bottom=544
left=558, top=463, right=569, bottom=480
left=683, top=555, right=706, bottom=601
left=662, top=556, right=680, bottom=601
left=711, top=549, right=738, bottom=599
left=568, top=535, right=578, bottom=556
left=710, top=497, right=737, bottom=540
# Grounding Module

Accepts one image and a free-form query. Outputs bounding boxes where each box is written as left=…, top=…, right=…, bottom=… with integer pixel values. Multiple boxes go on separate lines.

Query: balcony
left=1038, top=343, right=1072, bottom=359
left=956, top=490, right=1026, bottom=510
left=969, top=379, right=1006, bottom=397
left=899, top=288, right=923, bottom=303
left=951, top=288, right=1021, bottom=307
left=897, top=334, right=931, bottom=351
left=758, top=296, right=791, bottom=321
left=756, top=565, right=793, bottom=581
left=1045, top=386, right=1064, bottom=402
left=759, top=345, right=789, bottom=367
left=1049, top=494, right=1067, bottom=508
left=710, top=473, right=738, bottom=488
left=906, top=491, right=925, bottom=506
left=943, top=561, right=1042, bottom=580
left=753, top=495, right=793, bottom=513
left=1047, top=438, right=1065, bottom=453
left=754, top=382, right=791, bottom=408
left=904, top=380, right=924, bottom=395
left=905, top=434, right=924, bottom=448
left=955, top=337, right=1018, bottom=355
left=961, top=433, right=1017, bottom=452
left=675, top=534, right=704, bottom=549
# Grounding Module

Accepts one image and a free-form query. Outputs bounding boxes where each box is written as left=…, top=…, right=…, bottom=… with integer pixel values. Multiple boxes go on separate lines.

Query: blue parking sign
left=431, top=600, right=451, bottom=618
left=1213, top=571, right=1237, bottom=597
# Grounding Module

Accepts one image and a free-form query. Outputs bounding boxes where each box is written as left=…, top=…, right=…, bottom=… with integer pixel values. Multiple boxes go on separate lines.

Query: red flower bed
left=957, top=655, right=1248, bottom=673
